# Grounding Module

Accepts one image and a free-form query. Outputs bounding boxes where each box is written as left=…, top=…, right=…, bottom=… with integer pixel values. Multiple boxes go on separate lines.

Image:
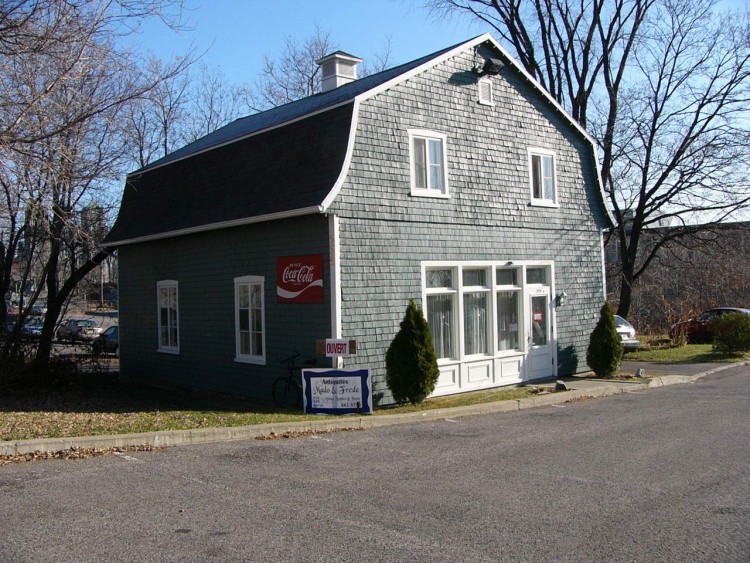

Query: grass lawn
left=0, top=373, right=535, bottom=442
left=625, top=341, right=750, bottom=363
left=2, top=342, right=746, bottom=444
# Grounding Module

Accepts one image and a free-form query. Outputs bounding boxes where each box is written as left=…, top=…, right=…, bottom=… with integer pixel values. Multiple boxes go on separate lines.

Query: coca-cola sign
left=277, top=255, right=324, bottom=303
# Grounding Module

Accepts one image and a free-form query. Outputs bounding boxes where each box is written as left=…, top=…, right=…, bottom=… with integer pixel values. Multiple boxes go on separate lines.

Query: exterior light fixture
left=555, top=291, right=568, bottom=308
left=480, top=57, right=504, bottom=76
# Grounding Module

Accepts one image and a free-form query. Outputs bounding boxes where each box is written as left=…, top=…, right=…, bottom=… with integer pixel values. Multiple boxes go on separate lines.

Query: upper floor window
left=157, top=280, right=179, bottom=353
left=528, top=148, right=557, bottom=206
left=409, top=129, right=449, bottom=198
left=235, top=275, right=265, bottom=364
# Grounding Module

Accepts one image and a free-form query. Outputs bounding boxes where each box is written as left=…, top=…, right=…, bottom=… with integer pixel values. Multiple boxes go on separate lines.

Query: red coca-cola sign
left=277, top=255, right=324, bottom=303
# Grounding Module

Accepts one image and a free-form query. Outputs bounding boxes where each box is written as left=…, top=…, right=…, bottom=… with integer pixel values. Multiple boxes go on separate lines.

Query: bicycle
left=272, top=351, right=317, bottom=409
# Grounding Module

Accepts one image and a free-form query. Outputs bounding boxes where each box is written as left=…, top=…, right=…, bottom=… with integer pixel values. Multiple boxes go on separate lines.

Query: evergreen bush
left=586, top=303, right=624, bottom=377
left=386, top=299, right=440, bottom=404
left=712, top=312, right=750, bottom=355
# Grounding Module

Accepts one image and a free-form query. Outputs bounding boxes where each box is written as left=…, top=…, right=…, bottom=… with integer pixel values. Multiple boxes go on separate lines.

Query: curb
left=1, top=362, right=743, bottom=457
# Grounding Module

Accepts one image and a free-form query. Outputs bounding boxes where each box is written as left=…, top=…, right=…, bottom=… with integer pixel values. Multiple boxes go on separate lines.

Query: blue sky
left=130, top=0, right=486, bottom=86
left=131, top=0, right=748, bottom=87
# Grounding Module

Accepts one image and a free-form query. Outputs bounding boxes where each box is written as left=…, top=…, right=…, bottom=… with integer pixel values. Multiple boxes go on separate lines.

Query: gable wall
left=117, top=214, right=330, bottom=400
left=328, top=46, right=609, bottom=399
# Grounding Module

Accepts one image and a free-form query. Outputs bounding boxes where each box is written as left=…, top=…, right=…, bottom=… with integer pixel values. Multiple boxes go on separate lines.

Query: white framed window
left=528, top=148, right=558, bottom=206
left=462, top=268, right=491, bottom=356
left=234, top=275, right=265, bottom=364
left=478, top=77, right=494, bottom=105
left=157, top=280, right=179, bottom=354
left=526, top=267, right=548, bottom=285
left=409, top=129, right=449, bottom=198
left=496, top=268, right=521, bottom=352
left=425, top=267, right=458, bottom=361
left=423, top=261, right=554, bottom=361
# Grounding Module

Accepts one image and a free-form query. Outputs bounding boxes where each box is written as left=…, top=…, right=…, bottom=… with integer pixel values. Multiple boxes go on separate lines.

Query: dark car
left=57, top=318, right=101, bottom=343
left=21, top=316, right=44, bottom=340
left=3, top=314, right=43, bottom=341
left=92, top=325, right=118, bottom=355
left=670, top=307, right=750, bottom=343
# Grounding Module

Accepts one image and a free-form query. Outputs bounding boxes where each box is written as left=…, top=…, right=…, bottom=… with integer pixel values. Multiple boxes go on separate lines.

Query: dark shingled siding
left=106, top=103, right=353, bottom=243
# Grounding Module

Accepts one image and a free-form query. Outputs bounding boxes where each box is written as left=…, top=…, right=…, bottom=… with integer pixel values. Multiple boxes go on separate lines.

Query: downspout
left=328, top=213, right=343, bottom=368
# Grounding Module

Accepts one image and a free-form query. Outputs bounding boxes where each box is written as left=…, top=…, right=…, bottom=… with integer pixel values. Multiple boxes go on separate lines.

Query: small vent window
left=478, top=78, right=493, bottom=105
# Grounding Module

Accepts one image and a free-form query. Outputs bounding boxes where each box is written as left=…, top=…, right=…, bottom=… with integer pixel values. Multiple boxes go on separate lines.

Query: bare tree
left=429, top=0, right=750, bottom=318
left=0, top=0, right=192, bottom=373
left=123, top=56, right=193, bottom=168
left=182, top=63, right=246, bottom=143
left=0, top=0, right=188, bottom=148
left=242, top=26, right=337, bottom=112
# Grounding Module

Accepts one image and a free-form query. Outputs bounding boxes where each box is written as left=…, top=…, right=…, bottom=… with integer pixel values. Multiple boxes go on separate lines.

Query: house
left=104, top=34, right=612, bottom=404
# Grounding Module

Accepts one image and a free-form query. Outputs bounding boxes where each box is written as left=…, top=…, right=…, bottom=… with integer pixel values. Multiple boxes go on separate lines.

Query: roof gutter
left=103, top=205, right=323, bottom=248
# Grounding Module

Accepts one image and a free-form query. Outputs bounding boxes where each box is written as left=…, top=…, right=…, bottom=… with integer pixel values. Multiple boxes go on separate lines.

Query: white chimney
left=316, top=51, right=363, bottom=93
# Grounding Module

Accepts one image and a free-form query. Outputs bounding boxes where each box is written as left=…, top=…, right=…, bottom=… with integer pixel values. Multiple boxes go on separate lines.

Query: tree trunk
left=617, top=266, right=635, bottom=319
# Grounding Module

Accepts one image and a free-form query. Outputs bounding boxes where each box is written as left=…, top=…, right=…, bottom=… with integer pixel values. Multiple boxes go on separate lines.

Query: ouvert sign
left=316, top=338, right=358, bottom=357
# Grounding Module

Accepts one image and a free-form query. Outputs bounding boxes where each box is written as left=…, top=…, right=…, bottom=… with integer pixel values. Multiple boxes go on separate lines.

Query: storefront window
left=426, top=268, right=456, bottom=360
left=463, top=268, right=490, bottom=355
left=497, top=291, right=520, bottom=351
left=427, top=294, right=455, bottom=359
left=424, top=262, right=552, bottom=361
left=496, top=268, right=517, bottom=286
left=526, top=267, right=547, bottom=285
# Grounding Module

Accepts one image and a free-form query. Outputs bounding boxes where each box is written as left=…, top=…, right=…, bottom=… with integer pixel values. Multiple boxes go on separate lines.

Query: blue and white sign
left=302, top=369, right=372, bottom=415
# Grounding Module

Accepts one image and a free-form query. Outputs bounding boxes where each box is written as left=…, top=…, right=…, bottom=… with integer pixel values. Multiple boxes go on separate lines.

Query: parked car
left=669, top=307, right=750, bottom=343
left=57, top=318, right=102, bottom=343
left=614, top=315, right=640, bottom=351
left=92, top=325, right=118, bottom=355
left=21, top=316, right=44, bottom=340
left=30, top=300, right=47, bottom=315
left=3, top=314, right=43, bottom=341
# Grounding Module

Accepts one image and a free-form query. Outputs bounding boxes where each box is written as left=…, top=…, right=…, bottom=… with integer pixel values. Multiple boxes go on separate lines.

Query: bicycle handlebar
left=279, top=351, right=301, bottom=365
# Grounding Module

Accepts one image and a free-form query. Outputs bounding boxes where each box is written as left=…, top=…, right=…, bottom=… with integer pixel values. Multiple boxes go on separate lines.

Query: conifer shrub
left=712, top=312, right=750, bottom=355
left=586, top=302, right=624, bottom=377
left=386, top=299, right=440, bottom=404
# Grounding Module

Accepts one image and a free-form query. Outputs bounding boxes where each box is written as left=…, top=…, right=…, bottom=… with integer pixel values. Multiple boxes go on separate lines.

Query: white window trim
left=477, top=77, right=494, bottom=106
left=234, top=275, right=266, bottom=365
left=408, top=129, right=450, bottom=199
left=527, top=148, right=559, bottom=208
left=157, top=280, right=179, bottom=354
left=495, top=267, right=523, bottom=354
left=424, top=266, right=459, bottom=363
left=422, top=261, right=556, bottom=363
left=460, top=267, right=493, bottom=359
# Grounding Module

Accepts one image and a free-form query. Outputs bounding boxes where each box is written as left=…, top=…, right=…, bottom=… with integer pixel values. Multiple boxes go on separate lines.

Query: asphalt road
left=1, top=366, right=748, bottom=562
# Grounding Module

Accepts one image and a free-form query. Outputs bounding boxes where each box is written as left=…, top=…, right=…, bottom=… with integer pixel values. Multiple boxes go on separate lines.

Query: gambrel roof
left=105, top=34, right=609, bottom=246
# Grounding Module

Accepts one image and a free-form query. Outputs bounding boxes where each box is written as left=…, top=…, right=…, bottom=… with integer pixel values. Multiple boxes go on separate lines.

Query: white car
left=57, top=318, right=102, bottom=343
left=614, top=315, right=640, bottom=350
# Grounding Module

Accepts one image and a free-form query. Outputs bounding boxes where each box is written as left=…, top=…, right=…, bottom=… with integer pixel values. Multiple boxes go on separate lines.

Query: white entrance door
left=527, top=288, right=554, bottom=380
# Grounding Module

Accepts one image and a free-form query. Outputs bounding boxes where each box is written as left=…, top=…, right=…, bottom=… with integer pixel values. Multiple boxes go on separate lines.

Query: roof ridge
left=131, top=36, right=482, bottom=176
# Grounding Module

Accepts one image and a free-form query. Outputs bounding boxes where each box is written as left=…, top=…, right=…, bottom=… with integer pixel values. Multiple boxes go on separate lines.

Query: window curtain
left=463, top=292, right=488, bottom=355
left=427, top=294, right=454, bottom=359
left=497, top=291, right=519, bottom=351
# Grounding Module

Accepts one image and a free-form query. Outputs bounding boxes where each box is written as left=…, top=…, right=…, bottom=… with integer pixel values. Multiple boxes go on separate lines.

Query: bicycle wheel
left=272, top=377, right=302, bottom=409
